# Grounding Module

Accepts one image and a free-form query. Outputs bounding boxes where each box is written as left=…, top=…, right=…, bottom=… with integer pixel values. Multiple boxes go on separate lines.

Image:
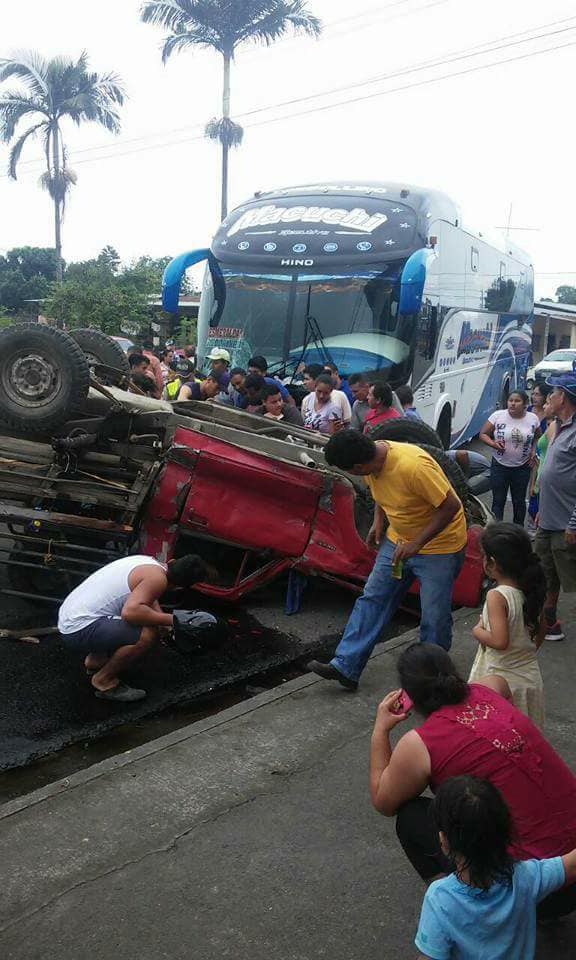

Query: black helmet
left=169, top=357, right=195, bottom=379
left=171, top=609, right=225, bottom=654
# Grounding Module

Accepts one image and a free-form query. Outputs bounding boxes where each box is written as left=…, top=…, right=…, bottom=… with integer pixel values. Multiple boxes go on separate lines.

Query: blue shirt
left=404, top=406, right=422, bottom=421
left=237, top=377, right=290, bottom=407
left=415, top=858, right=564, bottom=960
left=339, top=379, right=354, bottom=405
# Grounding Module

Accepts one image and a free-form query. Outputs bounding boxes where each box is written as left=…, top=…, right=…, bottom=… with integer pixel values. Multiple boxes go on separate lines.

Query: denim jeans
left=490, top=459, right=531, bottom=525
left=331, top=538, right=465, bottom=682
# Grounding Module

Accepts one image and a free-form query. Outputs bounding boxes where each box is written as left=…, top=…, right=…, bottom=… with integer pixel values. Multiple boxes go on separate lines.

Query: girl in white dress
left=469, top=523, right=545, bottom=728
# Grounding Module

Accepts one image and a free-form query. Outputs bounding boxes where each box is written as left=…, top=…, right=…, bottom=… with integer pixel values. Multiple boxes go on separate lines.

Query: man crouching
left=57, top=554, right=207, bottom=702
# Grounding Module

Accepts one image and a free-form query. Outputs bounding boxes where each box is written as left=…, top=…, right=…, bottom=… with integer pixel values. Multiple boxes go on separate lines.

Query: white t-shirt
left=58, top=555, right=165, bottom=634
left=488, top=409, right=540, bottom=467
left=331, top=388, right=352, bottom=423
left=301, top=393, right=342, bottom=434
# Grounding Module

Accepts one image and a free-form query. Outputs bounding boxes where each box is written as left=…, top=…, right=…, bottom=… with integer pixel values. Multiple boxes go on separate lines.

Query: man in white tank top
left=58, top=554, right=206, bottom=702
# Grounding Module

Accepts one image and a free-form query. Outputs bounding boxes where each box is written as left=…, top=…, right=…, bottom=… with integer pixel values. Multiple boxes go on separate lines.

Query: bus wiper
left=284, top=285, right=333, bottom=381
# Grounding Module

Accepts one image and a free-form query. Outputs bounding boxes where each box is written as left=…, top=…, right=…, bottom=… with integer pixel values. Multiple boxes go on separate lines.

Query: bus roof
left=245, top=180, right=460, bottom=225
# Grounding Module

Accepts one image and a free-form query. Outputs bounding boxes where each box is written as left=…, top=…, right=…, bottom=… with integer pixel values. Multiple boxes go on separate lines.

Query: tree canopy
left=0, top=246, right=59, bottom=311
left=0, top=246, right=194, bottom=337
left=555, top=285, right=576, bottom=306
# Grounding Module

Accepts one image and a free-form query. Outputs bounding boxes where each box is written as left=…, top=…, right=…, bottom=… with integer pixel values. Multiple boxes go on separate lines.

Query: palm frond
left=141, top=0, right=321, bottom=57
left=0, top=51, right=50, bottom=99
left=205, top=116, right=244, bottom=148
left=39, top=166, right=77, bottom=200
left=7, top=121, right=47, bottom=178
left=0, top=92, right=45, bottom=141
left=140, top=0, right=195, bottom=30
left=234, top=1, right=322, bottom=47
left=161, top=26, right=222, bottom=61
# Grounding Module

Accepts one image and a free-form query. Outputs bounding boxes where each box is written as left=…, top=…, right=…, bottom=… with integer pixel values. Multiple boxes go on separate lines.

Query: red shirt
left=417, top=684, right=576, bottom=860
left=363, top=407, right=400, bottom=433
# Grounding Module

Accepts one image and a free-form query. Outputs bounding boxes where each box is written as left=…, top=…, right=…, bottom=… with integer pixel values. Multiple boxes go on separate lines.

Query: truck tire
left=68, top=328, right=130, bottom=386
left=368, top=417, right=443, bottom=449
left=0, top=324, right=90, bottom=433
left=418, top=443, right=470, bottom=507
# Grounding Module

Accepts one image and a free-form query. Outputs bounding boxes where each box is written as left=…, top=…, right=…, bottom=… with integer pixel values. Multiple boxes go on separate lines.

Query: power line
left=235, top=18, right=576, bottom=122
left=1, top=27, right=574, bottom=180
left=3, top=13, right=573, bottom=176
left=232, top=37, right=576, bottom=134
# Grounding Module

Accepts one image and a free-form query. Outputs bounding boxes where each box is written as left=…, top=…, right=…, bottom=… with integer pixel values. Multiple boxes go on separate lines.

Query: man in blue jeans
left=308, top=432, right=467, bottom=690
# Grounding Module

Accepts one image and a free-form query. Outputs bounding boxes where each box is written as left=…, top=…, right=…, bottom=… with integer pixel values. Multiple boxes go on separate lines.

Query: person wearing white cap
left=207, top=347, right=231, bottom=388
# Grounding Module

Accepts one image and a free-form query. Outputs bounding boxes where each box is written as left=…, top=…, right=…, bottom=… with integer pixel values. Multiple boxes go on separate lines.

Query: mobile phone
left=391, top=690, right=413, bottom=715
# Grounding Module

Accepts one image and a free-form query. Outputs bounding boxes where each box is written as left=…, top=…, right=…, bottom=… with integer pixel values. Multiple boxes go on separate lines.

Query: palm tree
left=0, top=52, right=124, bottom=281
left=141, top=0, right=321, bottom=220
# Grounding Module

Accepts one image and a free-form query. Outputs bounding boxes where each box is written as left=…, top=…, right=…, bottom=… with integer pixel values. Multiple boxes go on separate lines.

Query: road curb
left=0, top=609, right=473, bottom=821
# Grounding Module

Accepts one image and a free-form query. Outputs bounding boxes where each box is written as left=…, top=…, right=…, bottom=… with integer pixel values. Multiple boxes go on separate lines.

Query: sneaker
left=545, top=621, right=565, bottom=642
left=94, top=682, right=147, bottom=702
left=306, top=660, right=358, bottom=691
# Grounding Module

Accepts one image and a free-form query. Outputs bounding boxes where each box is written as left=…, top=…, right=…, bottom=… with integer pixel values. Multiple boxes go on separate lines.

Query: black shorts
left=60, top=617, right=142, bottom=654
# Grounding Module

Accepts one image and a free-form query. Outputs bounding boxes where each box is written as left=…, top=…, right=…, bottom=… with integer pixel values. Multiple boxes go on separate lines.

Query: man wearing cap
left=534, top=370, right=576, bottom=642
left=207, top=347, right=231, bottom=388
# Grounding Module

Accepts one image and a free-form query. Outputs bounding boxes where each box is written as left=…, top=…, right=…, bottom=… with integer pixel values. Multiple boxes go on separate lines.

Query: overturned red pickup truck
left=0, top=324, right=489, bottom=608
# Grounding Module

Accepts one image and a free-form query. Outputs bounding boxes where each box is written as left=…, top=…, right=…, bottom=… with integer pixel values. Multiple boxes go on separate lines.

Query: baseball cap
left=170, top=357, right=195, bottom=377
left=207, top=347, right=231, bottom=363
left=546, top=363, right=576, bottom=399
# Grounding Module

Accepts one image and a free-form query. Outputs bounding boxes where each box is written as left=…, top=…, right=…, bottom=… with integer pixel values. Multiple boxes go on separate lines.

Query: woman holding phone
left=301, top=374, right=348, bottom=435
left=479, top=391, right=540, bottom=525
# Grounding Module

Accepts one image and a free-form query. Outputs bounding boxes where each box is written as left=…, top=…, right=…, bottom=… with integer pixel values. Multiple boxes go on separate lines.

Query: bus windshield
left=201, top=266, right=414, bottom=376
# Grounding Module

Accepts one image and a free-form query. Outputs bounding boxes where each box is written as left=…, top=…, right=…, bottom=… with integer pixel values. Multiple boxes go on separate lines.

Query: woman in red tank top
left=369, top=644, right=576, bottom=921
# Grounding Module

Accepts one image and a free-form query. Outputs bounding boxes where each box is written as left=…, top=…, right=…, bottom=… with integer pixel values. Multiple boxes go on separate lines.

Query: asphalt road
left=0, top=576, right=416, bottom=780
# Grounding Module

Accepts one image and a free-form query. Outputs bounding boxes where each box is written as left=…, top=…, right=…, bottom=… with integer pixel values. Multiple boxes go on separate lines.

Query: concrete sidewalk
left=1, top=602, right=576, bottom=959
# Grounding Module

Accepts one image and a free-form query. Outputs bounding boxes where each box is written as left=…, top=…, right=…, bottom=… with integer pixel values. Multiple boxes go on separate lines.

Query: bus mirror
left=162, top=248, right=211, bottom=313
left=398, top=249, right=430, bottom=315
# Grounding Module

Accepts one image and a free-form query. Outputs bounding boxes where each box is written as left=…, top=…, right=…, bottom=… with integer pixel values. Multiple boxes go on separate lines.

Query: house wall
left=532, top=313, right=576, bottom=363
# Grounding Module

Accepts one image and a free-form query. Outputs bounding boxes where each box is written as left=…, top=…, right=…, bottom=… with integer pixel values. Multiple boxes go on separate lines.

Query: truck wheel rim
left=3, top=351, right=62, bottom=407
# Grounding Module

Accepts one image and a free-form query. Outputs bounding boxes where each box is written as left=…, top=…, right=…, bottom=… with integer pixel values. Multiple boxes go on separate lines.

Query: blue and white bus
left=162, top=181, right=534, bottom=447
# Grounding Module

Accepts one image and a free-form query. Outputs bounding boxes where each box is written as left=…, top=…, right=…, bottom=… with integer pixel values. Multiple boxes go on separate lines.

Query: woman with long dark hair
left=468, top=523, right=545, bottom=727
left=368, top=644, right=576, bottom=922
left=479, top=391, right=540, bottom=525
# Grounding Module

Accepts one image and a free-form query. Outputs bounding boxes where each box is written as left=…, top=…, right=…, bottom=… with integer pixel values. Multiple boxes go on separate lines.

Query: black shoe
left=307, top=660, right=358, bottom=691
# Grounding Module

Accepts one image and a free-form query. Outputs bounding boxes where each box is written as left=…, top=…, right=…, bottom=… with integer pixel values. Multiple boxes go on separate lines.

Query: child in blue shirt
left=415, top=775, right=576, bottom=960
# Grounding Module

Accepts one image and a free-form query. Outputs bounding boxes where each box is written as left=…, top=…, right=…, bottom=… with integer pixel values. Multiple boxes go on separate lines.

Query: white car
left=526, top=348, right=576, bottom=389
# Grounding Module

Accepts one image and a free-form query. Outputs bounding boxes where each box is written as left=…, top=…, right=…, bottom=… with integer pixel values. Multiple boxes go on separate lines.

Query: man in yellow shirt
left=308, top=432, right=467, bottom=690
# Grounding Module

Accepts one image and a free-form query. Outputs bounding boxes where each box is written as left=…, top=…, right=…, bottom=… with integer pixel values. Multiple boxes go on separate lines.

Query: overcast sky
left=1, top=0, right=575, bottom=297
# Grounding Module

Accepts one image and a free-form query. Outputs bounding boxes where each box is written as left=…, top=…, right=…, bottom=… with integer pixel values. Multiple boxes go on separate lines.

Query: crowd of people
left=126, top=341, right=407, bottom=436
left=92, top=338, right=576, bottom=953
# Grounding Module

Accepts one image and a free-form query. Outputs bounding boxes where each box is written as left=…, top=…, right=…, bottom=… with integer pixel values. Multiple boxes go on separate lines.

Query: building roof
left=535, top=299, right=576, bottom=317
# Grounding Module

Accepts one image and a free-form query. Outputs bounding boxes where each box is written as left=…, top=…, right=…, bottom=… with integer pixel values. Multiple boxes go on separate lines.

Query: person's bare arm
left=473, top=590, right=510, bottom=650
left=370, top=690, right=431, bottom=817
left=121, top=570, right=173, bottom=627
left=479, top=419, right=503, bottom=451
left=393, top=491, right=461, bottom=563
left=534, top=612, right=546, bottom=650
left=473, top=674, right=512, bottom=699
left=367, top=503, right=386, bottom=549
left=562, top=848, right=576, bottom=886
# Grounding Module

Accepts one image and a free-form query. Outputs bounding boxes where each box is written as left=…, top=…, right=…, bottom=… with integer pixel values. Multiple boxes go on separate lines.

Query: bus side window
left=471, top=247, right=479, bottom=272
left=413, top=302, right=439, bottom=386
